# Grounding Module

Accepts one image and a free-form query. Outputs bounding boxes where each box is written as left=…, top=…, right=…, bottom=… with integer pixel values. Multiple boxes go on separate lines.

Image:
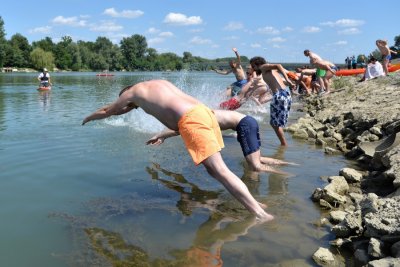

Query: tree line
left=0, top=16, right=246, bottom=72
left=0, top=16, right=399, bottom=72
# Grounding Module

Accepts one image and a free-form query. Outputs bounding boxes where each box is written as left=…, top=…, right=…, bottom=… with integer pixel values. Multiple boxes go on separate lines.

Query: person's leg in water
left=202, top=153, right=273, bottom=221
left=245, top=150, right=289, bottom=174
left=272, top=126, right=287, bottom=146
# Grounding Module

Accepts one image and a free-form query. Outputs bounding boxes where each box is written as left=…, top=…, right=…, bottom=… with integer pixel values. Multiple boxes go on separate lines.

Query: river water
left=0, top=72, right=349, bottom=266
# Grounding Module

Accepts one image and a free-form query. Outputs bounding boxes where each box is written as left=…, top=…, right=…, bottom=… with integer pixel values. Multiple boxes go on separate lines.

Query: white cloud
left=272, top=44, right=281, bottom=48
left=163, top=13, right=202, bottom=26
left=223, top=22, right=244, bottom=31
left=267, top=37, right=286, bottom=43
left=29, top=26, right=52, bottom=34
left=148, top=37, right=165, bottom=45
left=103, top=8, right=144, bottom=18
left=302, top=26, right=321, bottom=33
left=147, top=27, right=160, bottom=34
left=321, top=19, right=365, bottom=27
left=282, top=26, right=293, bottom=32
left=189, top=36, right=212, bottom=45
left=222, top=35, right=239, bottom=41
left=256, top=26, right=279, bottom=35
left=251, top=43, right=261, bottom=48
left=159, top=31, right=174, bottom=38
left=90, top=21, right=123, bottom=32
left=52, top=16, right=87, bottom=27
left=188, top=28, right=204, bottom=33
left=333, top=40, right=348, bottom=45
left=338, top=28, right=361, bottom=35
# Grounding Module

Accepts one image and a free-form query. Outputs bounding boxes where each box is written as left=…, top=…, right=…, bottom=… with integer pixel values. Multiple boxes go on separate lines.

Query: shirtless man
left=250, top=57, right=294, bottom=146
left=219, top=67, right=272, bottom=110
left=82, top=80, right=273, bottom=222
left=303, top=50, right=337, bottom=94
left=376, top=39, right=398, bottom=75
left=147, top=109, right=295, bottom=174
left=213, top=47, right=247, bottom=97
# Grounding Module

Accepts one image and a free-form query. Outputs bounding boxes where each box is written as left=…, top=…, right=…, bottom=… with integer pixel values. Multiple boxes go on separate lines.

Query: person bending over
left=82, top=79, right=274, bottom=222
left=147, top=110, right=297, bottom=174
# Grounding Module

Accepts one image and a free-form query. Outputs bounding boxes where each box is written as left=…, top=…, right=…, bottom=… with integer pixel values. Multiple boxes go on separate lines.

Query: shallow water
left=0, top=72, right=349, bottom=266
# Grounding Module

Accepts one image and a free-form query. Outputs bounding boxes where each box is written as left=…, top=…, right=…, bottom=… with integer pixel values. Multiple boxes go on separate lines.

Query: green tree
left=32, top=37, right=55, bottom=53
left=120, top=34, right=148, bottom=70
left=394, top=35, right=400, bottom=48
left=68, top=42, right=82, bottom=71
left=157, top=52, right=183, bottom=71
left=0, top=16, right=6, bottom=68
left=8, top=33, right=32, bottom=67
left=143, top=48, right=158, bottom=71
left=54, top=36, right=73, bottom=69
left=77, top=40, right=95, bottom=70
left=93, top=37, right=122, bottom=70
left=183, top=52, right=193, bottom=63
left=30, top=47, right=55, bottom=70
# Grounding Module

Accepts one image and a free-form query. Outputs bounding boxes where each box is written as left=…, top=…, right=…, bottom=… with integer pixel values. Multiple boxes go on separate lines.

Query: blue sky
left=1, top=0, right=398, bottom=64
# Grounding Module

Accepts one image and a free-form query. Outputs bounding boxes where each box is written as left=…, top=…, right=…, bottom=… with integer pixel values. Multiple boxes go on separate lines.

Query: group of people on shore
left=80, top=38, right=397, bottom=222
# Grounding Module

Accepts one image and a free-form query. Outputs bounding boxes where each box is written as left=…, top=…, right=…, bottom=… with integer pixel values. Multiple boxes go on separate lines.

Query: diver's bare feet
left=256, top=212, right=274, bottom=222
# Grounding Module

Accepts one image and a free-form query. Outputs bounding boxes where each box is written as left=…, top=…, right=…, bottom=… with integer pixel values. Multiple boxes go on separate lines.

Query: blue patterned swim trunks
left=270, top=88, right=292, bottom=127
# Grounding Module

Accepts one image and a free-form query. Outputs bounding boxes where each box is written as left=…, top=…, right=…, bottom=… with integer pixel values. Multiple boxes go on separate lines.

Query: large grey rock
left=364, top=196, right=400, bottom=238
left=354, top=248, right=369, bottom=267
left=391, top=241, right=400, bottom=258
left=368, top=257, right=400, bottom=267
left=326, top=176, right=349, bottom=195
left=329, top=210, right=347, bottom=224
left=368, top=237, right=386, bottom=259
left=332, top=211, right=363, bottom=237
left=339, top=168, right=363, bottom=183
left=312, top=247, right=335, bottom=266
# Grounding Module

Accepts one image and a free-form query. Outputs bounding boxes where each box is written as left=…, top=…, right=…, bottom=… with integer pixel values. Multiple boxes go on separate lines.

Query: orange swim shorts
left=178, top=104, right=224, bottom=165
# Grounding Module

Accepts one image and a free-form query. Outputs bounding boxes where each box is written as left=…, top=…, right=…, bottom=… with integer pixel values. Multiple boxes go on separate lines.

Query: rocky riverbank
left=287, top=73, right=400, bottom=266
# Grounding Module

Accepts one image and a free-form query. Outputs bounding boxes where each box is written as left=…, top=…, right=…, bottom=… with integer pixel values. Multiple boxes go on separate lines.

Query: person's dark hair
left=304, top=49, right=310, bottom=55
left=119, top=85, right=132, bottom=96
left=249, top=56, right=267, bottom=75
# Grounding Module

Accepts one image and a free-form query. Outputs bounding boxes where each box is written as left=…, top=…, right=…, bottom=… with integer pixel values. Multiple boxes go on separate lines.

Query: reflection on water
left=52, top=163, right=263, bottom=266
left=38, top=91, right=51, bottom=111
left=0, top=91, right=5, bottom=133
left=0, top=72, right=349, bottom=267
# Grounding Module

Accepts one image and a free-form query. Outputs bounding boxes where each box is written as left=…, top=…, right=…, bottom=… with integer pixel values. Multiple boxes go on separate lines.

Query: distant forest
left=0, top=16, right=399, bottom=72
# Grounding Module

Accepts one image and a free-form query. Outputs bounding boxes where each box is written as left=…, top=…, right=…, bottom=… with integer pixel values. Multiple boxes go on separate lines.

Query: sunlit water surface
left=0, top=72, right=349, bottom=267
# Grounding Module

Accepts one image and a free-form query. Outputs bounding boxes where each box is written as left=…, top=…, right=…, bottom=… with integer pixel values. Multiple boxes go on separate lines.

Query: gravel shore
left=287, top=72, right=400, bottom=266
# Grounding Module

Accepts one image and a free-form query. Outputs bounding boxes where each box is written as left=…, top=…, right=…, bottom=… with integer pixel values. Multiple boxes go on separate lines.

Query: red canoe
left=96, top=73, right=114, bottom=77
left=37, top=86, right=51, bottom=91
left=336, top=64, right=400, bottom=76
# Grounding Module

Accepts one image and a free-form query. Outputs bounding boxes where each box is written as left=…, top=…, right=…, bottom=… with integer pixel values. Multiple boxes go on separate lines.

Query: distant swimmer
left=212, top=47, right=247, bottom=97
left=250, top=57, right=294, bottom=146
left=147, top=110, right=297, bottom=174
left=82, top=79, right=274, bottom=222
left=376, top=39, right=398, bottom=75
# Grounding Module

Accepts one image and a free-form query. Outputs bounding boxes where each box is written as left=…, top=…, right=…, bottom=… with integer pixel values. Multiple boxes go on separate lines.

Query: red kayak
left=336, top=64, right=400, bottom=76
left=37, top=86, right=51, bottom=91
left=96, top=73, right=114, bottom=76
